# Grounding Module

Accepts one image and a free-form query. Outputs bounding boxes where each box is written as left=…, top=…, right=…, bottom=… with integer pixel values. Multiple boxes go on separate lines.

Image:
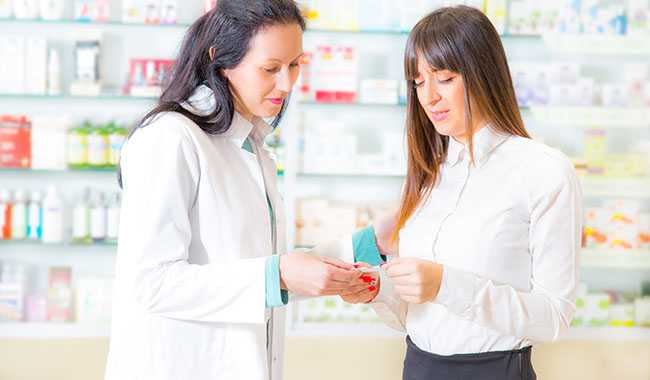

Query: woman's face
left=223, top=23, right=303, bottom=120
left=414, top=51, right=479, bottom=143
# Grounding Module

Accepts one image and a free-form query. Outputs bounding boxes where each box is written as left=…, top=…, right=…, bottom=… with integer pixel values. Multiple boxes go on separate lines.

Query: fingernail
left=368, top=286, right=377, bottom=292
left=360, top=275, right=373, bottom=283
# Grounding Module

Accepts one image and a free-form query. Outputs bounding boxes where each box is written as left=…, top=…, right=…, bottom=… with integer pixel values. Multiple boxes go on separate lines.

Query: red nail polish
left=368, top=286, right=376, bottom=292
left=361, top=275, right=373, bottom=283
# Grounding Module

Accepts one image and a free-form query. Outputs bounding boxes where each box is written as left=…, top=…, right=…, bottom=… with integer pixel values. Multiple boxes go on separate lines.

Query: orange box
left=0, top=115, right=31, bottom=169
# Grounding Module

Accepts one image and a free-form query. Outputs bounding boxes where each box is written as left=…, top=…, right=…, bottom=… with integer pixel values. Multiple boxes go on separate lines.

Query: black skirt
left=403, top=336, right=537, bottom=380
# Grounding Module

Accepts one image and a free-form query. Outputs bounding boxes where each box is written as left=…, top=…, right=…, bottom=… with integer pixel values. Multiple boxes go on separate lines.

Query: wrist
left=279, top=255, right=288, bottom=290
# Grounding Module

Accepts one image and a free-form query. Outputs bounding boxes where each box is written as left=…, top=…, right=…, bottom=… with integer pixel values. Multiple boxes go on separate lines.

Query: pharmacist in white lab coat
left=344, top=7, right=583, bottom=380
left=105, top=2, right=371, bottom=379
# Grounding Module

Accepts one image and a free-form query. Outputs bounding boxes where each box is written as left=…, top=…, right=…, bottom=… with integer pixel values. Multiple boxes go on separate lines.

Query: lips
left=430, top=109, right=450, bottom=122
left=267, top=98, right=284, bottom=105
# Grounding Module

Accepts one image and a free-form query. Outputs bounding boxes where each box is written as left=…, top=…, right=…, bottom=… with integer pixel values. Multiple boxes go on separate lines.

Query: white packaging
left=24, top=37, right=47, bottom=95
left=12, top=0, right=38, bottom=19
left=47, top=48, right=61, bottom=95
left=144, top=0, right=160, bottom=24
left=90, top=192, right=106, bottom=241
left=31, top=116, right=68, bottom=170
left=0, top=36, right=26, bottom=94
left=72, top=189, right=90, bottom=242
left=39, top=0, right=64, bottom=20
left=585, top=293, right=610, bottom=327
left=601, top=84, right=629, bottom=107
left=27, top=190, right=42, bottom=240
left=576, top=77, right=595, bottom=106
left=0, top=0, right=12, bottom=18
left=76, top=276, right=112, bottom=322
left=160, top=0, right=176, bottom=24
left=106, top=193, right=120, bottom=241
left=360, top=79, right=398, bottom=105
left=41, top=185, right=64, bottom=243
left=122, top=0, right=146, bottom=23
left=635, top=297, right=650, bottom=327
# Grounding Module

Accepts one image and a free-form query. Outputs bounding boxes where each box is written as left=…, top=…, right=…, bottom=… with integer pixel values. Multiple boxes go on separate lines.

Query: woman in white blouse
left=345, top=6, right=583, bottom=379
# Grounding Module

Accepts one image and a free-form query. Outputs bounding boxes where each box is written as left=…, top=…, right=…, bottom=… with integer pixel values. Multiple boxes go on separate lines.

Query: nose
left=276, top=67, right=292, bottom=93
left=420, top=82, right=442, bottom=106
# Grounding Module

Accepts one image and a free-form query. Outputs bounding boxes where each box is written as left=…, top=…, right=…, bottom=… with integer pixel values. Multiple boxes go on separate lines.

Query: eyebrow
left=267, top=52, right=304, bottom=63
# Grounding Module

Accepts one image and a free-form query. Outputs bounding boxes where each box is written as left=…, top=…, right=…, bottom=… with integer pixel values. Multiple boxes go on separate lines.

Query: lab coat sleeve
left=120, top=118, right=267, bottom=324
left=434, top=153, right=582, bottom=342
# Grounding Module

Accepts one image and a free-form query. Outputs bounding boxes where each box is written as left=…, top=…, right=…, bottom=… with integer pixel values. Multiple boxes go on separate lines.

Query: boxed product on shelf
left=47, top=267, right=72, bottom=323
left=0, top=36, right=26, bottom=94
left=582, top=199, right=649, bottom=250
left=585, top=292, right=610, bottom=327
left=31, top=116, right=68, bottom=170
left=295, top=198, right=395, bottom=247
left=311, top=45, right=358, bottom=103
left=0, top=262, right=27, bottom=322
left=76, top=276, right=113, bottom=323
left=70, top=35, right=102, bottom=96
left=359, top=79, right=399, bottom=105
left=0, top=0, right=11, bottom=18
left=483, top=0, right=507, bottom=35
left=25, top=38, right=47, bottom=95
left=508, top=1, right=562, bottom=35
left=635, top=297, right=650, bottom=327
left=0, top=115, right=31, bottom=169
left=297, top=296, right=379, bottom=323
left=12, top=0, right=38, bottom=19
left=640, top=213, right=650, bottom=249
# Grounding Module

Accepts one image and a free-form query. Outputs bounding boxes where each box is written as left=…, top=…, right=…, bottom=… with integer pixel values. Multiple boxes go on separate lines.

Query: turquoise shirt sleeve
left=352, top=226, right=386, bottom=265
left=265, top=255, right=289, bottom=308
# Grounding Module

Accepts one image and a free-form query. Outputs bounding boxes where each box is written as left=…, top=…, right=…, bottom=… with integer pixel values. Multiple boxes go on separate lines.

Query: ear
left=208, top=46, right=216, bottom=61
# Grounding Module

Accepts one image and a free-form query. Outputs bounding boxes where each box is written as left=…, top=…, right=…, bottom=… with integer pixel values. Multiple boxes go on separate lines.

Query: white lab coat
left=105, top=86, right=290, bottom=380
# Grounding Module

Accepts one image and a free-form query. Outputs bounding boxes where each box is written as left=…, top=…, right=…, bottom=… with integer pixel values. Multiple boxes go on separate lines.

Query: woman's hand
left=374, top=211, right=400, bottom=256
left=339, top=262, right=379, bottom=304
left=381, top=258, right=443, bottom=304
left=279, top=253, right=359, bottom=296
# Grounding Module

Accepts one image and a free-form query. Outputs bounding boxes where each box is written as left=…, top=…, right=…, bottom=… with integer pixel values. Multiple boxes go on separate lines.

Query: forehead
left=247, top=23, right=303, bottom=60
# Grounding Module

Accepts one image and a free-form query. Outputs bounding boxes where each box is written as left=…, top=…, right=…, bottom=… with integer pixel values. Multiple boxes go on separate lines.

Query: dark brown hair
left=394, top=5, right=530, bottom=239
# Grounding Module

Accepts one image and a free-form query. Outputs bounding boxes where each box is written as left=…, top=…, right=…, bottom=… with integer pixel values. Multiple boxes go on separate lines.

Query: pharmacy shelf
left=580, top=177, right=650, bottom=198
left=542, top=33, right=650, bottom=56
left=300, top=100, right=406, bottom=108
left=0, top=240, right=117, bottom=248
left=0, top=322, right=110, bottom=339
left=288, top=321, right=404, bottom=338
left=0, top=167, right=117, bottom=174
left=0, top=93, right=157, bottom=101
left=582, top=249, right=650, bottom=270
left=564, top=327, right=650, bottom=341
left=0, top=18, right=190, bottom=29
left=530, top=106, right=650, bottom=128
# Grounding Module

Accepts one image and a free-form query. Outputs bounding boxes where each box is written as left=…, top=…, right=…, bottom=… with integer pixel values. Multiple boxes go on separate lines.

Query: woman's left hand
left=381, top=258, right=443, bottom=304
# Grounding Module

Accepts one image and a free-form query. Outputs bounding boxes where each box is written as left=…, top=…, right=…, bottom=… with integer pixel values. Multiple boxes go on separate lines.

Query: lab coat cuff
left=352, top=226, right=386, bottom=266
left=265, top=255, right=289, bottom=308
left=434, top=265, right=475, bottom=317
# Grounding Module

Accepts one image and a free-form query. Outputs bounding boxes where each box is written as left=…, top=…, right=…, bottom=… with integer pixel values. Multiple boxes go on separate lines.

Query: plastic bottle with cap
left=0, top=189, right=13, bottom=240
left=42, top=186, right=64, bottom=244
left=11, top=190, right=28, bottom=240
left=27, top=190, right=43, bottom=241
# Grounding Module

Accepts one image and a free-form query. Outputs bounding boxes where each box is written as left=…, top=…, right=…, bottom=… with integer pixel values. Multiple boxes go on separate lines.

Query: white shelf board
left=563, top=327, right=650, bottom=342
left=0, top=322, right=110, bottom=339
left=530, top=106, right=650, bottom=128
left=581, top=249, right=650, bottom=270
left=542, top=33, right=650, bottom=56
left=288, top=322, right=404, bottom=338
left=580, top=177, right=650, bottom=198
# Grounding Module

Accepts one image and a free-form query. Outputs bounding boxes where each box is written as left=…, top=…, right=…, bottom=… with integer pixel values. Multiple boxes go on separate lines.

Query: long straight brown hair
left=393, top=5, right=531, bottom=240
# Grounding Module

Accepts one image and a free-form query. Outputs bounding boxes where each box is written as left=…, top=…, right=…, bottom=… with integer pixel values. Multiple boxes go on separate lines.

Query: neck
left=451, top=120, right=487, bottom=145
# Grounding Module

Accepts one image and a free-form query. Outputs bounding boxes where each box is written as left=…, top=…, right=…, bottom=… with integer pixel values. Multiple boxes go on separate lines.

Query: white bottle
left=11, top=190, right=27, bottom=240
left=106, top=192, right=121, bottom=243
left=72, top=188, right=90, bottom=244
left=90, top=191, right=106, bottom=242
left=39, top=0, right=63, bottom=20
left=42, top=185, right=64, bottom=244
left=47, top=49, right=61, bottom=96
left=27, top=190, right=43, bottom=240
left=13, top=0, right=39, bottom=19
